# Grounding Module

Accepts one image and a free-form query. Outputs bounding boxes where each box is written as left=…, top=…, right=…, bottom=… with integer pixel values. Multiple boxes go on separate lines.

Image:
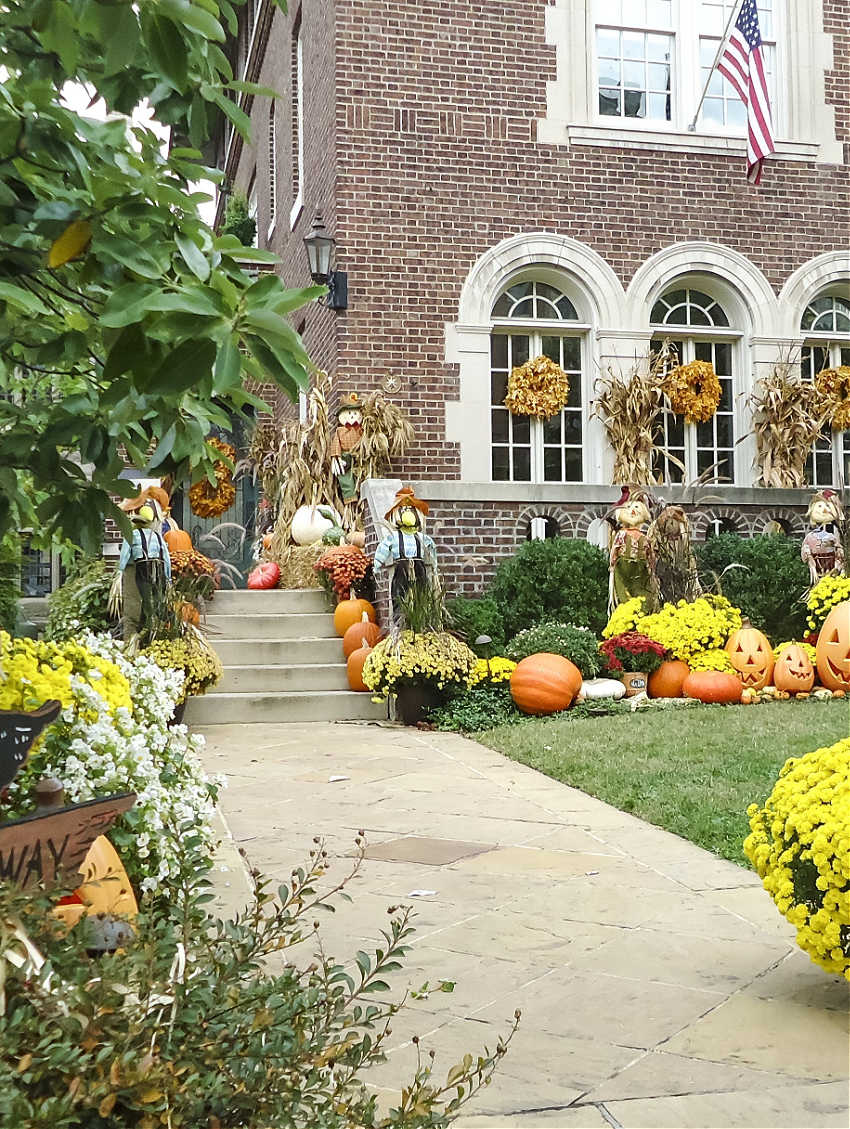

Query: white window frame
left=267, top=109, right=277, bottom=240
left=802, top=294, right=850, bottom=487
left=289, top=22, right=304, bottom=230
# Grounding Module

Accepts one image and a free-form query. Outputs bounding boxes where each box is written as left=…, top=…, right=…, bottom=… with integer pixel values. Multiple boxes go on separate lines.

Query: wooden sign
left=0, top=793, right=136, bottom=890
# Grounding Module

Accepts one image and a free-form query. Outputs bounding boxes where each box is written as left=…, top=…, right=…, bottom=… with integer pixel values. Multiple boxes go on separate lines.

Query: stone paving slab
left=201, top=722, right=849, bottom=1128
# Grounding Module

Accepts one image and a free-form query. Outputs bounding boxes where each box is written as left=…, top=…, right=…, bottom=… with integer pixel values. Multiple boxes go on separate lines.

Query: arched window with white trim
left=490, top=278, right=587, bottom=483
left=650, top=286, right=737, bottom=484
left=802, top=291, right=850, bottom=487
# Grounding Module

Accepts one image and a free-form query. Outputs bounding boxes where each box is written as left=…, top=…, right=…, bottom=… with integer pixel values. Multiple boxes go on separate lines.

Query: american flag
left=717, top=0, right=776, bottom=184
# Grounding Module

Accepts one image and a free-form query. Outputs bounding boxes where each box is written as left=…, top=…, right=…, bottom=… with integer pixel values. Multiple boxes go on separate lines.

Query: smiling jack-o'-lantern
left=774, top=643, right=815, bottom=694
left=725, top=619, right=774, bottom=690
left=816, top=601, right=850, bottom=690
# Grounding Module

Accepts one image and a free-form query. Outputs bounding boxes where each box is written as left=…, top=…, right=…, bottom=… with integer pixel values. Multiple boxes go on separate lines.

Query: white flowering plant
left=5, top=632, right=221, bottom=897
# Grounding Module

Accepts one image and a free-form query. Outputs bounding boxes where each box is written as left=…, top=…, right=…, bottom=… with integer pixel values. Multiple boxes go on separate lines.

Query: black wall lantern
left=303, top=213, right=347, bottom=310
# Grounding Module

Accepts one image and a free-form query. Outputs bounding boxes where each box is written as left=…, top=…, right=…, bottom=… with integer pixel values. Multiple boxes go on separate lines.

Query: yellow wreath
left=189, top=438, right=237, bottom=518
left=815, top=366, right=850, bottom=432
left=663, top=360, right=722, bottom=424
left=504, top=355, right=570, bottom=419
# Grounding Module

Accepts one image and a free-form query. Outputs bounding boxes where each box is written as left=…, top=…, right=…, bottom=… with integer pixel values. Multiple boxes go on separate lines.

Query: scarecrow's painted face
left=810, top=499, right=838, bottom=526
left=618, top=500, right=649, bottom=528
left=397, top=506, right=420, bottom=530
left=338, top=408, right=362, bottom=427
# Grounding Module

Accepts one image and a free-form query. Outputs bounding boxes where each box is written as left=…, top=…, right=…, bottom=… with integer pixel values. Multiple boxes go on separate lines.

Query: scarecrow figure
left=373, top=486, right=437, bottom=618
left=329, top=392, right=364, bottom=508
left=648, top=503, right=702, bottom=605
left=117, top=494, right=172, bottom=641
left=802, top=489, right=845, bottom=586
left=607, top=485, right=659, bottom=613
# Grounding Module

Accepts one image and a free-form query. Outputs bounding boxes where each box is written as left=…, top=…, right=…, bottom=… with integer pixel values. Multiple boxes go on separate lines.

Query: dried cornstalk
left=592, top=347, right=671, bottom=485
left=354, top=390, right=414, bottom=480
left=749, top=362, right=830, bottom=488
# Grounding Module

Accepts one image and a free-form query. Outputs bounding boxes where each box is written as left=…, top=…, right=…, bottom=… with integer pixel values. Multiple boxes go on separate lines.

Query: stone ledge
left=412, top=481, right=812, bottom=508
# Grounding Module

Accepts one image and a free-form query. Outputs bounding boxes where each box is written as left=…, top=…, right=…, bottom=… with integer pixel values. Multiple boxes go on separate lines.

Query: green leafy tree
left=0, top=0, right=323, bottom=552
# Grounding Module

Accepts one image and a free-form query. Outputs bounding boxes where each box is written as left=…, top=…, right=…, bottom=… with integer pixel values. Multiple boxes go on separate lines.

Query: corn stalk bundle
left=591, top=348, right=671, bottom=485
left=353, top=391, right=414, bottom=481
left=749, top=364, right=829, bottom=488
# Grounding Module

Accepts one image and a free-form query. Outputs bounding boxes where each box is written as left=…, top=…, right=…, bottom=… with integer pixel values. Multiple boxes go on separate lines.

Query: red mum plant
left=600, top=631, right=667, bottom=674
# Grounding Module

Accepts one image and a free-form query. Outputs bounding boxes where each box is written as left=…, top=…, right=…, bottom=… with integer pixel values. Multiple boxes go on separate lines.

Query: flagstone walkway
left=200, top=722, right=849, bottom=1129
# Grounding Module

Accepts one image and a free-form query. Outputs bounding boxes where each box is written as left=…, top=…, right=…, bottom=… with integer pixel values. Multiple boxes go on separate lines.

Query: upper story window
left=290, top=12, right=304, bottom=227
left=593, top=0, right=777, bottom=132
left=490, top=279, right=587, bottom=484
left=650, top=287, right=738, bottom=485
left=802, top=291, right=850, bottom=487
left=267, top=109, right=276, bottom=235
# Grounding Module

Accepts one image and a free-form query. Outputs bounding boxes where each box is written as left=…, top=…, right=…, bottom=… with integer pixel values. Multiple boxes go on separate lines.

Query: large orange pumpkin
left=510, top=653, right=582, bottom=715
left=725, top=619, right=774, bottom=690
left=164, top=528, right=193, bottom=553
left=648, top=660, right=690, bottom=699
left=334, top=598, right=377, bottom=637
left=816, top=601, right=850, bottom=690
left=774, top=643, right=815, bottom=694
left=682, top=670, right=742, bottom=704
left=347, top=643, right=372, bottom=692
left=343, top=613, right=383, bottom=658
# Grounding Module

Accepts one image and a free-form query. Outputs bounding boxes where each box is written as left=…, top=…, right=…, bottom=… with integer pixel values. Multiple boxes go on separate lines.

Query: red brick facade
left=221, top=0, right=850, bottom=594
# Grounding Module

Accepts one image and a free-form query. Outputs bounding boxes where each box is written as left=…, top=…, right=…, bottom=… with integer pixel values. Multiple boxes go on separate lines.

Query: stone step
left=204, top=612, right=336, bottom=640
left=217, top=663, right=349, bottom=693
left=185, top=690, right=386, bottom=725
left=212, top=638, right=344, bottom=666
left=209, top=588, right=330, bottom=615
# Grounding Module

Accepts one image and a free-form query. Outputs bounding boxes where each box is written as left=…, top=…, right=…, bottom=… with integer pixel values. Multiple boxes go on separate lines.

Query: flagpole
left=687, top=0, right=745, bottom=132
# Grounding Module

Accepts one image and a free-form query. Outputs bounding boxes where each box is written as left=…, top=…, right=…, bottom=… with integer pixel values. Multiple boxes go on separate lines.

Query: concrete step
left=185, top=690, right=386, bottom=725
left=217, top=663, right=349, bottom=693
left=204, top=612, right=337, bottom=640
left=209, top=588, right=331, bottom=615
left=212, top=638, right=344, bottom=666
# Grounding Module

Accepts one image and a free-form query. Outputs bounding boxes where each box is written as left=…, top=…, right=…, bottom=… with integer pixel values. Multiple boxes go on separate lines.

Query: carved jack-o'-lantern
left=816, top=601, right=850, bottom=691
left=725, top=619, right=774, bottom=690
left=774, top=643, right=815, bottom=694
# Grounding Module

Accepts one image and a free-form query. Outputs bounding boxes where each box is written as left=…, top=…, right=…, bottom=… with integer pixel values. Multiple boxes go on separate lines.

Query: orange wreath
left=189, top=438, right=237, bottom=518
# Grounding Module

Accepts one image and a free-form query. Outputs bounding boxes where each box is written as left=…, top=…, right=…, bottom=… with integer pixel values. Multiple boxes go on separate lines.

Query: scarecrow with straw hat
left=374, top=486, right=437, bottom=618
left=329, top=391, right=364, bottom=508
left=606, top=484, right=659, bottom=614
left=802, top=488, right=845, bottom=586
left=116, top=491, right=172, bottom=641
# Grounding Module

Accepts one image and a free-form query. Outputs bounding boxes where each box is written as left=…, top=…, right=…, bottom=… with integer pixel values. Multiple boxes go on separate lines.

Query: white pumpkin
left=291, top=504, right=341, bottom=545
left=578, top=678, right=626, bottom=701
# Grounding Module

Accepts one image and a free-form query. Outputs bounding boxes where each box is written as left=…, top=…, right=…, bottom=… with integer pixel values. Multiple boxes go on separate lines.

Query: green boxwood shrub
left=491, top=538, right=609, bottom=638
left=445, top=596, right=506, bottom=655
left=45, top=557, right=114, bottom=640
left=695, top=533, right=809, bottom=641
left=0, top=535, right=20, bottom=634
left=505, top=621, right=602, bottom=677
left=429, top=683, right=519, bottom=732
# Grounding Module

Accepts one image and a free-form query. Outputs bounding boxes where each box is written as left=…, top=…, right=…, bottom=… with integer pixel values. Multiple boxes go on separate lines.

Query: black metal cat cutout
left=0, top=699, right=62, bottom=793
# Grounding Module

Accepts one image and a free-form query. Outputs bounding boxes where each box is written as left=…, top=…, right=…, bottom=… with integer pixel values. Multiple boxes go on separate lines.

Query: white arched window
left=490, top=278, right=587, bottom=482
left=650, top=286, right=737, bottom=484
left=802, top=292, right=850, bottom=487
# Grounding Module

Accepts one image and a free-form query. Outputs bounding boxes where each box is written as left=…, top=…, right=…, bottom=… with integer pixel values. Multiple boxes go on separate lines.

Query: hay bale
left=274, top=542, right=326, bottom=590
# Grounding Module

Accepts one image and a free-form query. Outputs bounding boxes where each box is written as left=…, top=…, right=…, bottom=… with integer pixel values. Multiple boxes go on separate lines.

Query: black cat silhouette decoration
left=0, top=700, right=62, bottom=792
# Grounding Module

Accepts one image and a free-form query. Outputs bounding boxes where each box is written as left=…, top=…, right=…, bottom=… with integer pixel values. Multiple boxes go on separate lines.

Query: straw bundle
left=354, top=390, right=414, bottom=480
left=592, top=349, right=670, bottom=485
left=274, top=542, right=326, bottom=589
left=749, top=365, right=830, bottom=488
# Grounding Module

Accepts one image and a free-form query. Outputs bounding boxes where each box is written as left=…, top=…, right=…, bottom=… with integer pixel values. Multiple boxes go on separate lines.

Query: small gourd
left=579, top=678, right=626, bottom=701
left=247, top=562, right=281, bottom=590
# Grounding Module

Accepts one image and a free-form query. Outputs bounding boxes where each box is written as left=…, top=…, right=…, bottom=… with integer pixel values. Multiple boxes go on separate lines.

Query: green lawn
left=478, top=700, right=850, bottom=865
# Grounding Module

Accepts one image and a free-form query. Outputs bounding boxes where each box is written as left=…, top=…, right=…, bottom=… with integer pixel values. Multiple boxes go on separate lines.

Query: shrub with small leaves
left=45, top=556, right=113, bottom=640
left=428, top=683, right=520, bottom=732
left=491, top=539, right=609, bottom=637
left=446, top=597, right=506, bottom=655
left=505, top=621, right=603, bottom=676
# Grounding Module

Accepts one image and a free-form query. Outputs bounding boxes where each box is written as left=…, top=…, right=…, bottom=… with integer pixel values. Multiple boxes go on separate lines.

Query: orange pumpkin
left=343, top=613, right=383, bottom=658
left=164, top=528, right=193, bottom=553
left=725, top=619, right=774, bottom=690
left=682, top=670, right=742, bottom=704
left=816, top=601, right=850, bottom=690
left=347, top=643, right=372, bottom=692
left=648, top=659, right=691, bottom=699
left=774, top=643, right=815, bottom=694
left=178, top=601, right=200, bottom=626
left=510, top=653, right=582, bottom=715
left=334, top=598, right=377, bottom=637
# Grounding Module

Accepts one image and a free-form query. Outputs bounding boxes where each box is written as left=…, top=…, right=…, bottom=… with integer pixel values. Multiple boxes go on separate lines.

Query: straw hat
left=385, top=485, right=429, bottom=521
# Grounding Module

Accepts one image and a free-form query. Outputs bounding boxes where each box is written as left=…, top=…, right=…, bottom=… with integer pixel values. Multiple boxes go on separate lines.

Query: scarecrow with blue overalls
left=117, top=492, right=172, bottom=641
left=373, top=486, right=437, bottom=621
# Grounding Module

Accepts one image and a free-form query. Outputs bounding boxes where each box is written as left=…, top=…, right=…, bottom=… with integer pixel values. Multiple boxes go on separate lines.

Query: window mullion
left=531, top=330, right=543, bottom=482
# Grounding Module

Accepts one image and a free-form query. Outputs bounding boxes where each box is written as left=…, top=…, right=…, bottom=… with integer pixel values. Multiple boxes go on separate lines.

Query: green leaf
left=245, top=335, right=303, bottom=399
left=159, top=0, right=225, bottom=42
left=0, top=281, right=49, bottom=315
left=147, top=338, right=216, bottom=395
left=213, top=336, right=241, bottom=392
left=96, top=233, right=164, bottom=280
left=101, top=3, right=140, bottom=74
left=225, top=80, right=279, bottom=98
left=146, top=423, right=177, bottom=470
left=175, top=232, right=211, bottom=282
left=215, top=241, right=279, bottom=263
left=202, top=86, right=251, bottom=138
left=32, top=201, right=78, bottom=223
left=143, top=13, right=188, bottom=91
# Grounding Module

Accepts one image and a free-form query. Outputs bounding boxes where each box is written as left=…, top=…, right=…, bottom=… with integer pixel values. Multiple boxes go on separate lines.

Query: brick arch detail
left=574, top=506, right=610, bottom=539
left=750, top=508, right=807, bottom=537
left=691, top=507, right=751, bottom=540
left=514, top=505, right=576, bottom=541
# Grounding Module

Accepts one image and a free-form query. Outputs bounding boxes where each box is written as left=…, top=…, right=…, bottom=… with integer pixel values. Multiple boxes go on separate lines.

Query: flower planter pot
left=620, top=671, right=649, bottom=697
left=394, top=685, right=435, bottom=726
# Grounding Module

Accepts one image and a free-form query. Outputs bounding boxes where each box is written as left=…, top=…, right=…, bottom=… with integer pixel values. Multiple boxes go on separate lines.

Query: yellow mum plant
left=602, top=597, right=647, bottom=639
left=469, top=657, right=516, bottom=686
left=688, top=648, right=736, bottom=674
left=745, top=738, right=850, bottom=980
left=0, top=631, right=131, bottom=718
left=773, top=641, right=817, bottom=665
left=635, top=596, right=742, bottom=663
left=144, top=635, right=223, bottom=702
left=363, top=631, right=477, bottom=699
left=806, top=575, right=850, bottom=632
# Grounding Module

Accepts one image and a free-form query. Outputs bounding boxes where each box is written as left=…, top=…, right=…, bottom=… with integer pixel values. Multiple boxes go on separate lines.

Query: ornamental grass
left=745, top=737, right=850, bottom=979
